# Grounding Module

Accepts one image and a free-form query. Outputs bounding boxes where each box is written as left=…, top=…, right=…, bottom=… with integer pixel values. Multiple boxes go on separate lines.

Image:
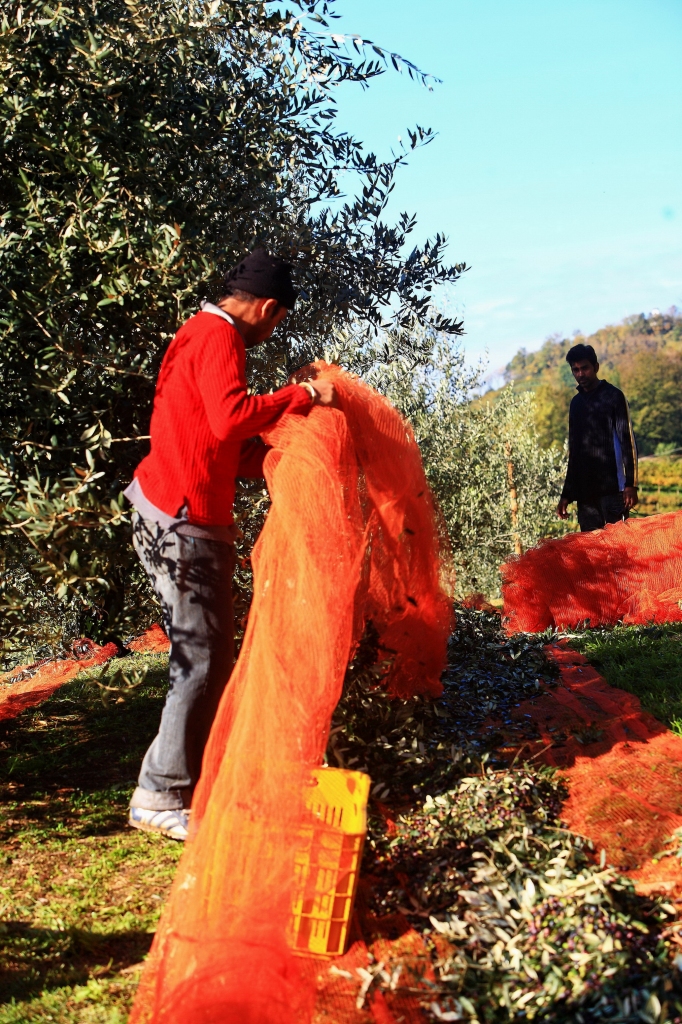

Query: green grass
left=2, top=616, right=681, bottom=1022
left=568, top=622, right=682, bottom=735
left=0, top=653, right=182, bottom=1023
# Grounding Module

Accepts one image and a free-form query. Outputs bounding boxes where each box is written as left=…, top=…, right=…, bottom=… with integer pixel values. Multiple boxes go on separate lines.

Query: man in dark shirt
left=556, top=343, right=638, bottom=532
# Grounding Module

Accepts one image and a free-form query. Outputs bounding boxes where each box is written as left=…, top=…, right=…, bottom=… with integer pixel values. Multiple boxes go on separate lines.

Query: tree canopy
left=0, top=0, right=466, bottom=652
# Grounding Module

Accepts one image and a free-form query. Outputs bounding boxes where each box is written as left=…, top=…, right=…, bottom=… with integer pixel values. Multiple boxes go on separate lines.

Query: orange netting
left=488, top=641, right=682, bottom=897
left=0, top=640, right=119, bottom=721
left=502, top=510, right=682, bottom=634
left=128, top=363, right=452, bottom=1024
left=127, top=623, right=171, bottom=654
left=0, top=626, right=170, bottom=723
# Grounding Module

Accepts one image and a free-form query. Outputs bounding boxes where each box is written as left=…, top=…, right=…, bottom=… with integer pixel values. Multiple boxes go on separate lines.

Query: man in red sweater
left=125, top=250, right=334, bottom=840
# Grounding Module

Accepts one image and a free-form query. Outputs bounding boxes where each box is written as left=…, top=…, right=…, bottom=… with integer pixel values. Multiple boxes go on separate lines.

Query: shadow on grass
left=3, top=621, right=682, bottom=1022
left=0, top=655, right=173, bottom=1019
left=0, top=922, right=152, bottom=1003
left=0, top=654, right=169, bottom=804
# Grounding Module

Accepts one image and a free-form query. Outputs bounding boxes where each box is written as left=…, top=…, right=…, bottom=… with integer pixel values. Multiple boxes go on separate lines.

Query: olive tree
left=329, top=325, right=568, bottom=597
left=0, top=0, right=466, bottom=659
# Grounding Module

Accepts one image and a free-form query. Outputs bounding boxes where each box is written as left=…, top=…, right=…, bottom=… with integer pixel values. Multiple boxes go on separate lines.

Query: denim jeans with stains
left=129, top=512, right=236, bottom=811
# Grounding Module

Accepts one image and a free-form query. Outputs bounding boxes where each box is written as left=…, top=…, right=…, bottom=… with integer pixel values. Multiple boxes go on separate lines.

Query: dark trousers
left=130, top=512, right=235, bottom=811
left=577, top=492, right=629, bottom=533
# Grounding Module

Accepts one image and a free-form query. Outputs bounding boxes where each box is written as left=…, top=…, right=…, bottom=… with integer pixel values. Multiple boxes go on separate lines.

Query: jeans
left=577, top=492, right=629, bottom=533
left=130, top=513, right=236, bottom=811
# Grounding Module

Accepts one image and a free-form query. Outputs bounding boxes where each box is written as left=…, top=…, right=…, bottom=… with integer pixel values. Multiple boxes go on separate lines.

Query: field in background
left=637, top=455, right=682, bottom=516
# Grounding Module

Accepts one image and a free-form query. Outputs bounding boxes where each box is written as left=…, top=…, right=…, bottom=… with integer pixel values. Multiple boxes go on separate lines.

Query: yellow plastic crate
left=289, top=767, right=371, bottom=959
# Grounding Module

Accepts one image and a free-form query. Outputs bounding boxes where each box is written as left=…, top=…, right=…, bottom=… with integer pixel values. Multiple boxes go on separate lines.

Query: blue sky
left=327, top=0, right=682, bottom=377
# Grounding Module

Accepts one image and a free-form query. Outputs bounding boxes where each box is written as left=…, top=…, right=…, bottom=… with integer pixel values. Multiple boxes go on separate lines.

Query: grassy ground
left=569, top=623, right=682, bottom=735
left=1, top=618, right=681, bottom=1022
left=0, top=654, right=181, bottom=1023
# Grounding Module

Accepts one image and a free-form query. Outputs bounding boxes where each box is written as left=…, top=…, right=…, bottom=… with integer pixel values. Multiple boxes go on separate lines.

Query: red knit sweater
left=134, top=311, right=311, bottom=525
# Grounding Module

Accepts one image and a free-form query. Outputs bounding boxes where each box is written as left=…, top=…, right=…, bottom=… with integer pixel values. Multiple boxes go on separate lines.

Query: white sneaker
left=128, top=806, right=189, bottom=841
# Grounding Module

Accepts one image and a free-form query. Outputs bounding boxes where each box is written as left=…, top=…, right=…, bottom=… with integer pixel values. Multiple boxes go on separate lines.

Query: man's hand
left=556, top=497, right=570, bottom=520
left=310, top=379, right=338, bottom=407
left=623, top=486, right=638, bottom=511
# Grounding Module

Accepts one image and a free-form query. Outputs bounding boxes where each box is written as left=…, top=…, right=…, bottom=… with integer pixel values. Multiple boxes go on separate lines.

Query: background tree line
left=496, top=310, right=682, bottom=455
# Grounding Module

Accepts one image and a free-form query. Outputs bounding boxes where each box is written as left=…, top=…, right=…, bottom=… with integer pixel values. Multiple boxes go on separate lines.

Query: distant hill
left=484, top=309, right=682, bottom=454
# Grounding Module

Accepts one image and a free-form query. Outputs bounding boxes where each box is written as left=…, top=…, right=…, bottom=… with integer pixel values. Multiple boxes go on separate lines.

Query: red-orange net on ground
left=128, top=364, right=452, bottom=1024
left=502, top=510, right=682, bottom=634
left=0, top=626, right=171, bottom=724
left=0, top=640, right=119, bottom=721
left=487, top=641, right=682, bottom=897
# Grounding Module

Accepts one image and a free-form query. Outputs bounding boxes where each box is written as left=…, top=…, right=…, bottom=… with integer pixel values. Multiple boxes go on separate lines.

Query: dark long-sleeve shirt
left=561, top=379, right=638, bottom=502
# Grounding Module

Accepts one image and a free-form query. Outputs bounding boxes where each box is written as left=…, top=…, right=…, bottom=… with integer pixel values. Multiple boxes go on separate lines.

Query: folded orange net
left=128, top=364, right=452, bottom=1024
left=502, top=510, right=682, bottom=634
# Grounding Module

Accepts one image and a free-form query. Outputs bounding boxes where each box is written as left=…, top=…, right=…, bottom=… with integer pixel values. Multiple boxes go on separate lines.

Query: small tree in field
left=328, top=325, right=567, bottom=598
left=0, top=0, right=466, bottom=658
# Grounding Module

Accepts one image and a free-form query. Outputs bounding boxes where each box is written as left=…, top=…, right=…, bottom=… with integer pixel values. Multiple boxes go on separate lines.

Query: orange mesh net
left=502, top=510, right=682, bottom=633
left=127, top=623, right=171, bottom=654
left=0, top=639, right=119, bottom=721
left=0, top=626, right=170, bottom=723
left=488, top=640, right=682, bottom=897
left=128, top=364, right=452, bottom=1024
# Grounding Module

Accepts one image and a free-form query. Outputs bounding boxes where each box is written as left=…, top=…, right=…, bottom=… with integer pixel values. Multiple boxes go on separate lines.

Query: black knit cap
left=223, top=248, right=298, bottom=309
